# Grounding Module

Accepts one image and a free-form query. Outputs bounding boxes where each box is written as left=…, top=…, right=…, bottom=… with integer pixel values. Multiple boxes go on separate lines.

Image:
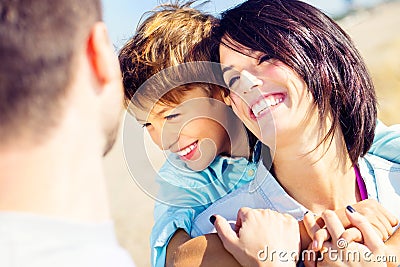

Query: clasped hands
left=213, top=199, right=399, bottom=267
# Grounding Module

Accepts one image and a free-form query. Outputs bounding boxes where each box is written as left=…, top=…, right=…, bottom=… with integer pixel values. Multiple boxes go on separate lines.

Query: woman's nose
left=241, top=70, right=263, bottom=91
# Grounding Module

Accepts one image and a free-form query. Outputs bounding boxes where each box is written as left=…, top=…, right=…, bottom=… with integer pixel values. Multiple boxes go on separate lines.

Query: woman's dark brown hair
left=213, top=0, right=377, bottom=164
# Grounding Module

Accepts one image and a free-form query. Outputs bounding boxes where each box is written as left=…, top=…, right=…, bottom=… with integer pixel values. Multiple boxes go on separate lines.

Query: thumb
left=213, top=215, right=240, bottom=254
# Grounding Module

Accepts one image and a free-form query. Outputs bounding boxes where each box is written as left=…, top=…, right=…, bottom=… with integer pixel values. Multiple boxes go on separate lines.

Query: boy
left=119, top=3, right=258, bottom=266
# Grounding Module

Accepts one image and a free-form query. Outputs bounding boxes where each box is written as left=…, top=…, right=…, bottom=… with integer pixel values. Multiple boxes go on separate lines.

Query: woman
left=206, top=0, right=400, bottom=265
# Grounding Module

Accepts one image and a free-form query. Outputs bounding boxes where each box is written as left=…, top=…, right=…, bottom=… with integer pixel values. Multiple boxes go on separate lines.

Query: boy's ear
left=214, top=88, right=232, bottom=106
left=86, top=22, right=119, bottom=92
left=221, top=91, right=232, bottom=106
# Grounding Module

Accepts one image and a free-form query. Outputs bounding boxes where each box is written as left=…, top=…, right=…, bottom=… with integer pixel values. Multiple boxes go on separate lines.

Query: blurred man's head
left=0, top=0, right=123, bottom=154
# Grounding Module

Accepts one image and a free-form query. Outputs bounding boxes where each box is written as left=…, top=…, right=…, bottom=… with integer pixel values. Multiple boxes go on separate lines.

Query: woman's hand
left=213, top=207, right=300, bottom=267
left=311, top=200, right=398, bottom=250
left=303, top=207, right=388, bottom=267
left=338, top=199, right=398, bottom=240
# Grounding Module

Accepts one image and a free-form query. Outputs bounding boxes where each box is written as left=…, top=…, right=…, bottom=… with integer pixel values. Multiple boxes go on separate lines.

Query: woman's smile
left=250, top=93, right=286, bottom=119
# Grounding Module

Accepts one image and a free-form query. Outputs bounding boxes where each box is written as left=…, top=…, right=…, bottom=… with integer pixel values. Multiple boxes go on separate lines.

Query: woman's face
left=219, top=38, right=318, bottom=148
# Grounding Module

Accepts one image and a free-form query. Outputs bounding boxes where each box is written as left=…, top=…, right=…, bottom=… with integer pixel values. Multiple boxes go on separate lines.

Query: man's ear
left=86, top=22, right=119, bottom=91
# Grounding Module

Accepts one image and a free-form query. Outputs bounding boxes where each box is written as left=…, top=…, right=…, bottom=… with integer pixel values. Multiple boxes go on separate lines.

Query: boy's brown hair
left=119, top=1, right=224, bottom=109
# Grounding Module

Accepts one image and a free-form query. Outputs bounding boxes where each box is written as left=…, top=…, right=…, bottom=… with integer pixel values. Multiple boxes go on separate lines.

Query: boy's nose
left=159, top=125, right=179, bottom=151
left=148, top=126, right=175, bottom=151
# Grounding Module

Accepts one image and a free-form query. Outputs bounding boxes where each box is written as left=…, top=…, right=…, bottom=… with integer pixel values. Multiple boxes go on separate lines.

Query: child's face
left=133, top=86, right=232, bottom=171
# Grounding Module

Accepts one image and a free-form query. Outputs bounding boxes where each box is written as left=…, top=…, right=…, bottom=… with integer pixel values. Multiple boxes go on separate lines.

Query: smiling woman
left=203, top=0, right=400, bottom=265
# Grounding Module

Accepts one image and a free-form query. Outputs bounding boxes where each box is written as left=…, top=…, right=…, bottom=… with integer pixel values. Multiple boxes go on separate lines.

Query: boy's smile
left=176, top=141, right=198, bottom=160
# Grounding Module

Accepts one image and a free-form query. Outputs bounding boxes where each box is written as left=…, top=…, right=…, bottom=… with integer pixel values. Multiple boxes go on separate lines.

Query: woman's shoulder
left=359, top=153, right=400, bottom=192
left=362, top=153, right=400, bottom=171
left=370, top=121, right=400, bottom=164
left=360, top=153, right=400, bottom=219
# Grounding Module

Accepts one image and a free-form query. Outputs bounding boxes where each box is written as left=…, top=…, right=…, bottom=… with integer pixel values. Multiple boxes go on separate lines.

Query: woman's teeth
left=252, top=96, right=284, bottom=117
left=177, top=143, right=197, bottom=156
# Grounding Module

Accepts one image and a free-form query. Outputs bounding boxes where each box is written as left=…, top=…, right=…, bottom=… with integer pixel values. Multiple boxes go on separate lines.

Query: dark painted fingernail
left=304, top=211, right=309, bottom=216
left=346, top=205, right=356, bottom=213
left=209, top=215, right=216, bottom=225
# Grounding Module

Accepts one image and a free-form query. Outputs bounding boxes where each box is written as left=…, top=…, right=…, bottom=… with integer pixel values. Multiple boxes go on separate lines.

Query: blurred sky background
left=102, top=0, right=388, bottom=50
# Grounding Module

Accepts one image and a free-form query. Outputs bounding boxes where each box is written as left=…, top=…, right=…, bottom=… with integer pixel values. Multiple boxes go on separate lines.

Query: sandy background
left=103, top=2, right=400, bottom=266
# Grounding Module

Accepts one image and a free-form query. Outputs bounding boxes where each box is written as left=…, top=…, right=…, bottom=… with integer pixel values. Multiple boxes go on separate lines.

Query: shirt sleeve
left=150, top=159, right=203, bottom=267
left=150, top=203, right=195, bottom=267
left=149, top=154, right=253, bottom=267
left=369, top=120, right=400, bottom=164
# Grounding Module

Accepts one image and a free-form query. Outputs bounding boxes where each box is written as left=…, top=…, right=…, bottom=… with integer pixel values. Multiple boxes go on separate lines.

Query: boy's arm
left=165, top=230, right=190, bottom=266
left=166, top=230, right=241, bottom=267
left=150, top=204, right=195, bottom=267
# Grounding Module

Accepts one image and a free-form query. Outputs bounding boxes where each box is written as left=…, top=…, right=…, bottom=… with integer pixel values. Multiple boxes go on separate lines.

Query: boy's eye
left=164, top=113, right=180, bottom=120
left=142, top=122, right=151, bottom=128
left=228, top=76, right=240, bottom=88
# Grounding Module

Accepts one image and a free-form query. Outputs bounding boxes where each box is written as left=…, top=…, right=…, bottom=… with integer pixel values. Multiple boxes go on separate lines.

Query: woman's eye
left=258, top=55, right=272, bottom=64
left=228, top=76, right=240, bottom=88
left=142, top=122, right=151, bottom=128
left=165, top=113, right=180, bottom=120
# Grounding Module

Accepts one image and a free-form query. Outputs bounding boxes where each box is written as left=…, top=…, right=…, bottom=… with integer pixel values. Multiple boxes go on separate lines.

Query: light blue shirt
left=151, top=121, right=399, bottom=267
left=151, top=143, right=261, bottom=267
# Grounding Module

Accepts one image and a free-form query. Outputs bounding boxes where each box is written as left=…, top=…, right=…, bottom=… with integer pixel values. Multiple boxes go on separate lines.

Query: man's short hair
left=0, top=0, right=102, bottom=144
